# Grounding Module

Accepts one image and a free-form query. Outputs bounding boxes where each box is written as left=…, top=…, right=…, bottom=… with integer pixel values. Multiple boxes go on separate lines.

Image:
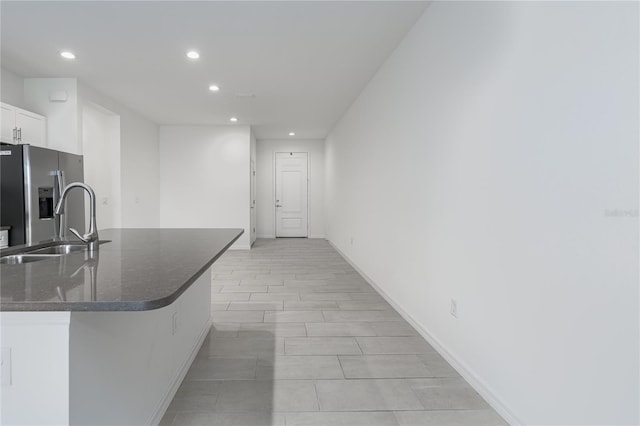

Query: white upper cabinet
left=1, top=103, right=16, bottom=143
left=0, top=102, right=47, bottom=148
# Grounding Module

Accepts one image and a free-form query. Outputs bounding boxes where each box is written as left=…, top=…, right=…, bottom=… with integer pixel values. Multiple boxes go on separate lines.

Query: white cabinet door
left=16, top=109, right=46, bottom=147
left=1, top=103, right=17, bottom=144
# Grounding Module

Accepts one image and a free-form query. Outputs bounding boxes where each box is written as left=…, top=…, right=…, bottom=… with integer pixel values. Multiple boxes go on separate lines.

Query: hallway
left=161, top=239, right=506, bottom=425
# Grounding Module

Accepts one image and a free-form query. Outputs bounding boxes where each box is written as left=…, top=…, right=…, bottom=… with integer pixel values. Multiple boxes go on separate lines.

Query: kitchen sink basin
left=0, top=240, right=110, bottom=265
left=0, top=254, right=63, bottom=264
left=28, top=244, right=89, bottom=255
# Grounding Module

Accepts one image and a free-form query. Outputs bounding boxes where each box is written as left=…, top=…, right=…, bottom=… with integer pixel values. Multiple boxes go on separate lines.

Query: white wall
left=250, top=129, right=257, bottom=244
left=159, top=126, right=251, bottom=249
left=0, top=67, right=25, bottom=107
left=79, top=82, right=161, bottom=229
left=23, top=78, right=80, bottom=154
left=256, top=139, right=325, bottom=239
left=325, top=2, right=639, bottom=425
left=82, top=103, right=121, bottom=229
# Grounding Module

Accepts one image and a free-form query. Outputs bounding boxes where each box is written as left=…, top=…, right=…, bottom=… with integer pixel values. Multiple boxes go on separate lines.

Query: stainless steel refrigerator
left=1, top=144, right=85, bottom=246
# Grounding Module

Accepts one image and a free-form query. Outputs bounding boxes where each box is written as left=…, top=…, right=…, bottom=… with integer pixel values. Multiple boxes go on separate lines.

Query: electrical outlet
left=450, top=299, right=458, bottom=318
left=172, top=313, right=178, bottom=335
left=1, top=347, right=12, bottom=386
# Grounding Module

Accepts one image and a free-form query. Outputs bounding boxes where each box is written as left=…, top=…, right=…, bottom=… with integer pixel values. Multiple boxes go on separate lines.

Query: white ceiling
left=1, top=1, right=428, bottom=139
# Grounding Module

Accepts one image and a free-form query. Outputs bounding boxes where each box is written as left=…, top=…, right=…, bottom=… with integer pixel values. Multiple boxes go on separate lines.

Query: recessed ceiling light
left=289, top=132, right=295, bottom=136
left=60, top=51, right=76, bottom=60
left=186, top=50, right=200, bottom=60
left=230, top=117, right=238, bottom=122
left=208, top=85, right=220, bottom=92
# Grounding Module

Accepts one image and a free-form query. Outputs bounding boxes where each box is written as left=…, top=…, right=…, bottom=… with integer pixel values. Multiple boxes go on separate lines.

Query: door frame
left=273, top=151, right=309, bottom=238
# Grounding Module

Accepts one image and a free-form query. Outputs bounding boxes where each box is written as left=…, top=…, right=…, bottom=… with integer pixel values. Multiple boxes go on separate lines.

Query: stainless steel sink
left=27, top=244, right=88, bottom=255
left=0, top=240, right=110, bottom=265
left=0, top=254, right=63, bottom=264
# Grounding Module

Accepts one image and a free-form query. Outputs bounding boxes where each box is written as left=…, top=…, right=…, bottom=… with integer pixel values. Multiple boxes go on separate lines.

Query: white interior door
left=275, top=152, right=308, bottom=237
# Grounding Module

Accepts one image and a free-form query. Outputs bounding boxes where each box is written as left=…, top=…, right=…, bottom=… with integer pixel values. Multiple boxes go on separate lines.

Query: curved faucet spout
left=55, top=182, right=99, bottom=253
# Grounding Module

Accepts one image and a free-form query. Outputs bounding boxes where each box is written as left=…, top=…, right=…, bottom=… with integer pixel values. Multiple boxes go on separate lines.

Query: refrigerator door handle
left=53, top=170, right=66, bottom=238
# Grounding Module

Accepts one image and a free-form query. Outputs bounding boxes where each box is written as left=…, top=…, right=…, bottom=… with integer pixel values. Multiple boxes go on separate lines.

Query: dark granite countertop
left=0, top=226, right=10, bottom=231
left=0, top=228, right=243, bottom=312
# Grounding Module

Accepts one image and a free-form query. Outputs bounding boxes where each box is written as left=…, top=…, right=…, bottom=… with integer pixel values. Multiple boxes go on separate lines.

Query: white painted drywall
left=0, top=312, right=71, bottom=425
left=256, top=139, right=325, bottom=239
left=81, top=103, right=121, bottom=229
left=325, top=2, right=639, bottom=425
left=159, top=126, right=251, bottom=249
left=0, top=67, right=25, bottom=107
left=23, top=78, right=80, bottom=154
left=79, top=82, right=161, bottom=229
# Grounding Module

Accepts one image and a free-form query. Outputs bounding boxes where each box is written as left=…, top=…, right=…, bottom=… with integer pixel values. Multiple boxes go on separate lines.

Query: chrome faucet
left=55, top=182, right=99, bottom=253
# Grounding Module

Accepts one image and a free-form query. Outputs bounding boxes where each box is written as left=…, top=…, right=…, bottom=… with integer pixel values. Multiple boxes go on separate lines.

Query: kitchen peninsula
left=0, top=228, right=243, bottom=426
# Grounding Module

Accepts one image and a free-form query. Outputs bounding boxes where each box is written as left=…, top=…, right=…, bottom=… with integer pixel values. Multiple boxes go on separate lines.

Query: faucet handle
left=69, top=227, right=89, bottom=243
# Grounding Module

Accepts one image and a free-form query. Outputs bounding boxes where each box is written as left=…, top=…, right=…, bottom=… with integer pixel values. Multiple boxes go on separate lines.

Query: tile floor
left=161, top=239, right=507, bottom=426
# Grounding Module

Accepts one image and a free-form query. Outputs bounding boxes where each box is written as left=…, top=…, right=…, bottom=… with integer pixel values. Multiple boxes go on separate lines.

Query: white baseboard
left=308, top=234, right=326, bottom=239
left=149, top=319, right=212, bottom=426
left=328, top=240, right=522, bottom=426
left=256, top=233, right=276, bottom=239
left=228, top=244, right=251, bottom=250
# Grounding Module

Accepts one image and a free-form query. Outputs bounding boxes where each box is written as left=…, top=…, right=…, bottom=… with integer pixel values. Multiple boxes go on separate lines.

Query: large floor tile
left=256, top=355, right=344, bottom=379
left=171, top=411, right=285, bottom=426
left=339, top=355, right=434, bottom=378
left=323, top=310, right=402, bottom=322
left=166, top=381, right=222, bottom=412
left=238, top=322, right=308, bottom=337
left=228, top=301, right=283, bottom=311
left=211, top=293, right=250, bottom=302
left=337, top=301, right=393, bottom=310
left=370, top=321, right=417, bottom=336
left=185, top=357, right=257, bottom=381
left=315, top=379, right=423, bottom=411
left=285, top=337, right=362, bottom=355
left=211, top=302, right=229, bottom=311
left=356, top=337, right=435, bottom=354
left=284, top=301, right=339, bottom=311
left=394, top=410, right=507, bottom=426
left=411, top=382, right=490, bottom=410
left=220, top=285, right=267, bottom=293
left=286, top=411, right=399, bottom=426
left=305, top=322, right=376, bottom=337
left=241, top=278, right=286, bottom=286
left=300, top=293, right=353, bottom=301
left=215, top=380, right=319, bottom=412
left=202, top=336, right=284, bottom=358
left=212, top=311, right=265, bottom=323
left=416, top=352, right=461, bottom=377
left=264, top=311, right=325, bottom=323
left=251, top=292, right=300, bottom=301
